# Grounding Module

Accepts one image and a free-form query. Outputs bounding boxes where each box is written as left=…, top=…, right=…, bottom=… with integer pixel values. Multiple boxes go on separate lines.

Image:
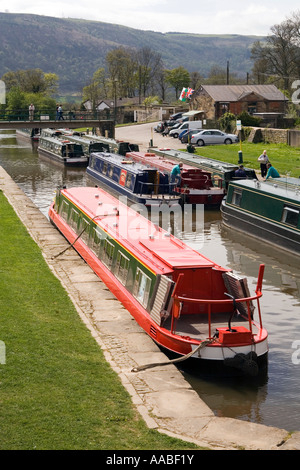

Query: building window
left=115, top=251, right=130, bottom=285
left=231, top=188, right=243, bottom=206
left=133, top=268, right=152, bottom=308
left=281, top=206, right=299, bottom=227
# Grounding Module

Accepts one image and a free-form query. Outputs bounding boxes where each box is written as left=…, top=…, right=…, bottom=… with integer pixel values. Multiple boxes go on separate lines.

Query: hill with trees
left=0, top=12, right=264, bottom=94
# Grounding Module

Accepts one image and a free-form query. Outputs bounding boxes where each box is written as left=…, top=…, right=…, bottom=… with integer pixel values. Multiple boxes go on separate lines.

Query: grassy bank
left=191, top=142, right=300, bottom=178
left=0, top=191, right=200, bottom=450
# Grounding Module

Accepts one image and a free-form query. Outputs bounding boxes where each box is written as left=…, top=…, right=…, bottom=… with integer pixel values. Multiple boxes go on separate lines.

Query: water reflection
left=0, top=129, right=299, bottom=431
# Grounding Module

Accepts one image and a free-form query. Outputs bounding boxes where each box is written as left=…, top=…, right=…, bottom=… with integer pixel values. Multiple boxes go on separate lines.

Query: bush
left=237, top=111, right=261, bottom=127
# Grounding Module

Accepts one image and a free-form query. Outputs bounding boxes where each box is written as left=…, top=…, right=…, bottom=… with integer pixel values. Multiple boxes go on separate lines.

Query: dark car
left=180, top=130, right=195, bottom=143
left=170, top=112, right=183, bottom=121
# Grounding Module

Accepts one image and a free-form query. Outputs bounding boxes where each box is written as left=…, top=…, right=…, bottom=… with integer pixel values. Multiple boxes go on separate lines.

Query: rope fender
left=131, top=339, right=214, bottom=373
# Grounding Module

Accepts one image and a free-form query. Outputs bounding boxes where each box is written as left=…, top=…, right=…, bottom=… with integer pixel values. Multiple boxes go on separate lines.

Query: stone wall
left=247, top=127, right=288, bottom=144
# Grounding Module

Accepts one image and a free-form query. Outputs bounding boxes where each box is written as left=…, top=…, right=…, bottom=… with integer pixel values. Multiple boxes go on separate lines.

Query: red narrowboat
left=49, top=186, right=268, bottom=376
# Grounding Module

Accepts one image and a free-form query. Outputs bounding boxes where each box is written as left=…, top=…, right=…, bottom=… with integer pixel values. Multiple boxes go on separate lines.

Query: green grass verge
left=188, top=142, right=300, bottom=178
left=0, top=191, right=201, bottom=450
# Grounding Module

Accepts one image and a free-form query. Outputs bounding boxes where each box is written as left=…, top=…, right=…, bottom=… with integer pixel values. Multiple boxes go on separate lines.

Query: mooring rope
left=51, top=211, right=119, bottom=260
left=131, top=339, right=214, bottom=372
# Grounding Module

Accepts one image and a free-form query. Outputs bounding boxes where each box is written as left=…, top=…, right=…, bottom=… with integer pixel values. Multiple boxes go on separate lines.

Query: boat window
left=232, top=188, right=243, bottom=206
left=59, top=199, right=69, bottom=220
left=281, top=205, right=300, bottom=227
left=90, top=227, right=102, bottom=255
left=102, top=239, right=115, bottom=268
left=102, top=162, right=108, bottom=175
left=69, top=208, right=80, bottom=232
left=108, top=165, right=114, bottom=178
left=115, top=251, right=130, bottom=285
left=125, top=173, right=133, bottom=189
left=78, top=217, right=90, bottom=243
left=133, top=268, right=152, bottom=308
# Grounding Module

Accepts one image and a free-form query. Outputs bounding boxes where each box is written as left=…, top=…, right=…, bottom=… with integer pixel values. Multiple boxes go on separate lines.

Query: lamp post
left=114, top=78, right=118, bottom=124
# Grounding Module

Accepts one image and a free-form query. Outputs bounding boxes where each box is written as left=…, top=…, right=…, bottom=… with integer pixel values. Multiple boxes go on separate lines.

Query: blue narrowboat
left=87, top=152, right=181, bottom=206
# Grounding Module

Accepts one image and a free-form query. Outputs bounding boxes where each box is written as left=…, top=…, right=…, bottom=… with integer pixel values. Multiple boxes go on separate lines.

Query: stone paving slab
left=1, top=164, right=299, bottom=450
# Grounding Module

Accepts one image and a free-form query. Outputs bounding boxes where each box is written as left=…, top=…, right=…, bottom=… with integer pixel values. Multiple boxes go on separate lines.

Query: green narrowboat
left=149, top=148, right=257, bottom=189
left=221, top=177, right=300, bottom=255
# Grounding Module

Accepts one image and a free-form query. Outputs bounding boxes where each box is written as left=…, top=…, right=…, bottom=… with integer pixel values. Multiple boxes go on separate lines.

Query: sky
left=1, top=0, right=300, bottom=36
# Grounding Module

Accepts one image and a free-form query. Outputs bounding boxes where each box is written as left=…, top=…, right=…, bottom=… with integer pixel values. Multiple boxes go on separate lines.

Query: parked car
left=170, top=112, right=183, bottom=121
left=169, top=120, right=202, bottom=138
left=190, top=129, right=239, bottom=146
left=180, top=130, right=195, bottom=143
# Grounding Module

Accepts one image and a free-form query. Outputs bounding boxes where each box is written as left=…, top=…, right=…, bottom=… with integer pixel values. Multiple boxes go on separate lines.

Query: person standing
left=258, top=150, right=269, bottom=178
left=58, top=105, right=64, bottom=120
left=29, top=103, right=35, bottom=121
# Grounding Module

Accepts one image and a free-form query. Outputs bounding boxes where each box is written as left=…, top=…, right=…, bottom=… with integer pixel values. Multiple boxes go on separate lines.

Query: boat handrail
left=137, top=181, right=178, bottom=196
left=173, top=293, right=263, bottom=338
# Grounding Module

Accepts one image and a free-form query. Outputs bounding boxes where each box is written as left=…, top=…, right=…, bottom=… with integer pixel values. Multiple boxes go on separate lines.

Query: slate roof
left=200, top=85, right=288, bottom=102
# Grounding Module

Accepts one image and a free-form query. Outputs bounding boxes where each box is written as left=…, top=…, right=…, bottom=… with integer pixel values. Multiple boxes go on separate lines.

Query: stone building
left=192, top=84, right=288, bottom=120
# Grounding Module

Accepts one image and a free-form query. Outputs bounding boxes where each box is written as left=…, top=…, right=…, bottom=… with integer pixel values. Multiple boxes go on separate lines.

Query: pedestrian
left=265, top=163, right=280, bottom=180
left=170, top=162, right=183, bottom=186
left=58, top=104, right=64, bottom=121
left=258, top=150, right=269, bottom=178
left=29, top=103, right=35, bottom=121
left=235, top=165, right=247, bottom=178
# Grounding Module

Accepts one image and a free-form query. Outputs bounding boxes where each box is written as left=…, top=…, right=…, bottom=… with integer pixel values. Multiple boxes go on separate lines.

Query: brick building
left=192, top=84, right=288, bottom=120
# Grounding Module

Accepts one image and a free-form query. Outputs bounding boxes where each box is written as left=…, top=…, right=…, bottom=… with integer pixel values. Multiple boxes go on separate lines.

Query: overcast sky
left=1, top=1, right=300, bottom=36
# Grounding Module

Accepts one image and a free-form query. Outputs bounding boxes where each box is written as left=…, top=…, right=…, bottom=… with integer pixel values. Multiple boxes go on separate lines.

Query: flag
left=179, top=88, right=188, bottom=102
left=179, top=87, right=194, bottom=101
left=186, top=87, right=194, bottom=98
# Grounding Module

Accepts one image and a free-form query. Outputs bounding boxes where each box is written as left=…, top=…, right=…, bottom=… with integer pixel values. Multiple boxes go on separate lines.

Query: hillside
left=0, top=13, right=264, bottom=93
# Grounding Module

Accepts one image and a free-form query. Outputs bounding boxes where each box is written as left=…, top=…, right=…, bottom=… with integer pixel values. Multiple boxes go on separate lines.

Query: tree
left=1, top=69, right=59, bottom=96
left=135, top=47, right=163, bottom=101
left=82, top=68, right=108, bottom=111
left=106, top=47, right=137, bottom=98
left=165, top=67, right=190, bottom=99
left=251, top=15, right=300, bottom=91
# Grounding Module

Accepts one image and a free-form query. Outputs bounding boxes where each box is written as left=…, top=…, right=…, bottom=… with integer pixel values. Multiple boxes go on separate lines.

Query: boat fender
left=224, top=352, right=259, bottom=377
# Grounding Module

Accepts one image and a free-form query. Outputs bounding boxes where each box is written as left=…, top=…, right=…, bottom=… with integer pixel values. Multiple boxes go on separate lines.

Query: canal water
left=1, top=130, right=299, bottom=432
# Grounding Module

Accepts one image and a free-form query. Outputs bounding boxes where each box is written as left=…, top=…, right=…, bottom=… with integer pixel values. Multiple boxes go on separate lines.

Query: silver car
left=191, top=129, right=239, bottom=146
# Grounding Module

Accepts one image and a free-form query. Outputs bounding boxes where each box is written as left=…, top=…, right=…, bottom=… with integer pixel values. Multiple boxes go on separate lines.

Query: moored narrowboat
left=38, top=135, right=89, bottom=167
left=87, top=152, right=181, bottom=206
left=49, top=186, right=268, bottom=376
left=126, top=151, right=225, bottom=207
left=81, top=134, right=139, bottom=156
left=16, top=128, right=40, bottom=141
left=149, top=148, right=257, bottom=189
left=221, top=178, right=300, bottom=255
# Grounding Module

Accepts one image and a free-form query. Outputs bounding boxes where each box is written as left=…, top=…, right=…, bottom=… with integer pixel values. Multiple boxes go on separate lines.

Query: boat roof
left=150, top=148, right=240, bottom=172
left=229, top=178, right=300, bottom=204
left=62, top=186, right=217, bottom=274
left=126, top=151, right=206, bottom=174
left=90, top=152, right=165, bottom=175
left=40, top=135, right=81, bottom=146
